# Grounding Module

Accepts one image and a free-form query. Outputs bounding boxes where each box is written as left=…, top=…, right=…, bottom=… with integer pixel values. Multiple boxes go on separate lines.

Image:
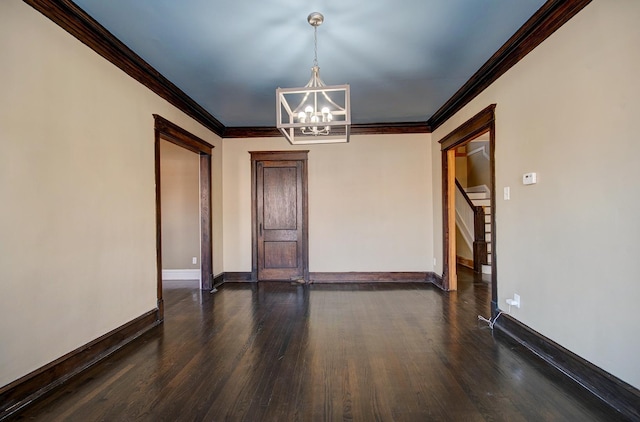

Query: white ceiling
left=72, top=0, right=547, bottom=127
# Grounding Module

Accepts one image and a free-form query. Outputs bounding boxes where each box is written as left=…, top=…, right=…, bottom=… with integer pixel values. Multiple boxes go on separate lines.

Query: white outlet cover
left=523, top=172, right=537, bottom=185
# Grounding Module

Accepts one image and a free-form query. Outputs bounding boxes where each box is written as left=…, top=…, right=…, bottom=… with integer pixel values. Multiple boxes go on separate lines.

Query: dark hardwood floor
left=10, top=267, right=626, bottom=421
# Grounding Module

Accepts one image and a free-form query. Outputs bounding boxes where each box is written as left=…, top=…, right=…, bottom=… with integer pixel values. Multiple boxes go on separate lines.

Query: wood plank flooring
left=9, top=268, right=626, bottom=421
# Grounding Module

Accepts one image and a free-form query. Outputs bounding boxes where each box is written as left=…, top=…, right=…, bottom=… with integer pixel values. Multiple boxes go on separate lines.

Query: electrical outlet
left=192, top=257, right=197, bottom=265
left=433, top=257, right=437, bottom=267
left=506, top=293, right=521, bottom=309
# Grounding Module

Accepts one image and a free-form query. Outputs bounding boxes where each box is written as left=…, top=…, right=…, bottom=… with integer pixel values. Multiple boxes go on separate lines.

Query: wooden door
left=251, top=151, right=309, bottom=282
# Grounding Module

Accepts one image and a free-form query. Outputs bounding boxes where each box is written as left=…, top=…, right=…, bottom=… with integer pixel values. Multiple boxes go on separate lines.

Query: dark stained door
left=251, top=151, right=309, bottom=281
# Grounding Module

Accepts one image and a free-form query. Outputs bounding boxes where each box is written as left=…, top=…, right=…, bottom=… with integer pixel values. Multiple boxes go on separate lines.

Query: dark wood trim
left=428, top=0, right=592, bottom=131
left=154, top=128, right=164, bottom=320
left=0, top=309, right=160, bottom=421
left=223, top=122, right=431, bottom=139
left=153, top=115, right=214, bottom=153
left=310, top=272, right=428, bottom=283
left=495, top=314, right=640, bottom=421
left=223, top=272, right=254, bottom=282
left=488, top=120, right=497, bottom=313
left=350, top=122, right=431, bottom=135
left=24, top=0, right=590, bottom=139
left=212, top=273, right=225, bottom=286
left=200, top=154, right=213, bottom=290
left=440, top=105, right=496, bottom=294
left=427, top=272, right=444, bottom=289
left=250, top=156, right=258, bottom=282
left=456, top=256, right=474, bottom=270
left=224, top=127, right=281, bottom=138
left=222, top=271, right=440, bottom=284
left=455, top=179, right=476, bottom=210
left=248, top=151, right=310, bottom=161
left=24, top=0, right=225, bottom=137
left=250, top=151, right=310, bottom=282
left=439, top=104, right=495, bottom=150
left=155, top=115, right=214, bottom=293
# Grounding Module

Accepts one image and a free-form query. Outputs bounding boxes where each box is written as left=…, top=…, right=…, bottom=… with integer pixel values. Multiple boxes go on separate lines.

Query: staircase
left=465, top=186, right=491, bottom=272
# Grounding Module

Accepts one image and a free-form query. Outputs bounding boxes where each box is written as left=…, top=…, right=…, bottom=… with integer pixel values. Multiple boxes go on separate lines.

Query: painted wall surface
left=455, top=154, right=468, bottom=187
left=466, top=141, right=491, bottom=188
left=455, top=226, right=473, bottom=262
left=431, top=1, right=640, bottom=388
left=0, top=1, right=222, bottom=387
left=160, top=140, right=200, bottom=270
left=222, top=134, right=433, bottom=273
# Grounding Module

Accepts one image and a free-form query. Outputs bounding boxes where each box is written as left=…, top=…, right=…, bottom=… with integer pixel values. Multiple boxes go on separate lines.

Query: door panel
left=263, top=167, right=297, bottom=230
left=264, top=241, right=297, bottom=268
left=252, top=152, right=308, bottom=281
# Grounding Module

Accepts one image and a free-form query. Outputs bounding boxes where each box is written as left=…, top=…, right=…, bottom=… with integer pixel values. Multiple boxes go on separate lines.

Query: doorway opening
left=439, top=104, right=497, bottom=313
left=154, top=115, right=214, bottom=319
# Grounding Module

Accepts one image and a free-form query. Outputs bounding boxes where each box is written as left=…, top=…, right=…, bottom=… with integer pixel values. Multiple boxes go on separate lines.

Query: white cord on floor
left=478, top=310, right=504, bottom=330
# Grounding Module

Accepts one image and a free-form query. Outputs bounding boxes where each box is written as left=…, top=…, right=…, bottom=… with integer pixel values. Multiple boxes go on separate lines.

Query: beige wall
left=222, top=134, right=434, bottom=273
left=431, top=0, right=640, bottom=388
left=455, top=154, right=468, bottom=187
left=455, top=227, right=473, bottom=262
left=160, top=140, right=201, bottom=270
left=0, top=1, right=222, bottom=387
left=466, top=141, right=490, bottom=188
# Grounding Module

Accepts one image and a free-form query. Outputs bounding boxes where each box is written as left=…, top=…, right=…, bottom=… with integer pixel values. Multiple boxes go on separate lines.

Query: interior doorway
left=154, top=115, right=214, bottom=319
left=455, top=136, right=492, bottom=274
left=439, top=104, right=497, bottom=313
left=250, top=151, right=309, bottom=282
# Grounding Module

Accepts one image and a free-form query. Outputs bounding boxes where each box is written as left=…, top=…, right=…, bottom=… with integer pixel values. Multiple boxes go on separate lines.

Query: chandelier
left=276, top=12, right=351, bottom=144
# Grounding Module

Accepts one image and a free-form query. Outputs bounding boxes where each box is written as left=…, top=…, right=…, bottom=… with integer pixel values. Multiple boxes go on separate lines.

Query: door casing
left=250, top=151, right=309, bottom=282
left=439, top=105, right=497, bottom=313
left=154, top=115, right=214, bottom=318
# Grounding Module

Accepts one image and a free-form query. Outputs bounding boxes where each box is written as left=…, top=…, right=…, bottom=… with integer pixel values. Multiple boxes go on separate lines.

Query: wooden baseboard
left=309, top=272, right=428, bottom=283
left=495, top=314, right=640, bottom=421
left=427, top=272, right=444, bottom=289
left=221, top=271, right=440, bottom=285
left=456, top=256, right=474, bottom=269
left=212, top=272, right=225, bottom=287
left=0, top=309, right=160, bottom=421
left=223, top=272, right=253, bottom=282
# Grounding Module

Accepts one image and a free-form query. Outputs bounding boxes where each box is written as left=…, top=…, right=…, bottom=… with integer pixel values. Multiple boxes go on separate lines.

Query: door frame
left=439, top=105, right=497, bottom=311
left=154, top=115, right=214, bottom=319
left=250, top=150, right=309, bottom=282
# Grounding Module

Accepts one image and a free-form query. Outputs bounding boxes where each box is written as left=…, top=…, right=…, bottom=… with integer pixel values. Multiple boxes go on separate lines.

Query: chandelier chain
left=313, top=25, right=318, bottom=67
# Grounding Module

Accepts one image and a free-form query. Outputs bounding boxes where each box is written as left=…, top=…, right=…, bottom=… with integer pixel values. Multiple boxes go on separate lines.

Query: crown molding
left=350, top=122, right=431, bottom=135
left=223, top=127, right=281, bottom=138
left=24, top=0, right=591, bottom=138
left=427, top=0, right=592, bottom=131
left=24, top=0, right=226, bottom=137
left=223, top=122, right=431, bottom=139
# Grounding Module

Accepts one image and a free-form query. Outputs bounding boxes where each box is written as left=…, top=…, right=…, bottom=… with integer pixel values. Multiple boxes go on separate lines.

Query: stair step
left=467, top=192, right=490, bottom=200
left=472, top=199, right=491, bottom=207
